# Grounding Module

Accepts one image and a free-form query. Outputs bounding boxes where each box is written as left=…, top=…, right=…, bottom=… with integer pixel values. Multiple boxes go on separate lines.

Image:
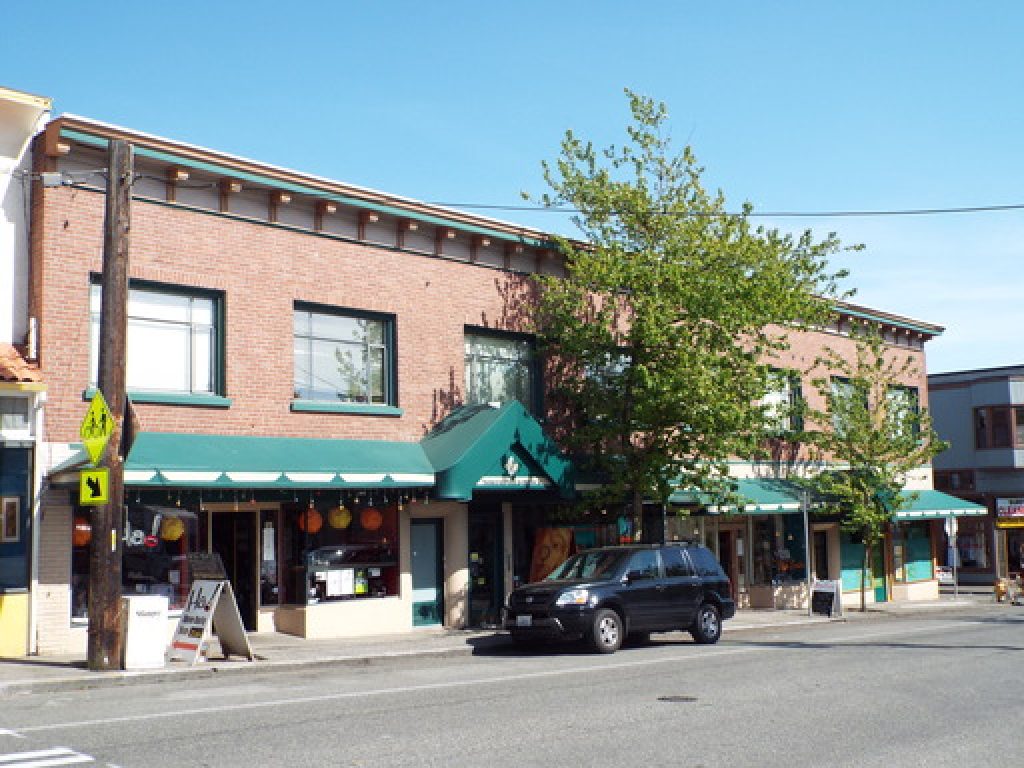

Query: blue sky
left=4, top=2, right=1021, bottom=373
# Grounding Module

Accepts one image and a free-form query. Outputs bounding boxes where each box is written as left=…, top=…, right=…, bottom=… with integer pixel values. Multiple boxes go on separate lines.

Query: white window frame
left=90, top=282, right=219, bottom=396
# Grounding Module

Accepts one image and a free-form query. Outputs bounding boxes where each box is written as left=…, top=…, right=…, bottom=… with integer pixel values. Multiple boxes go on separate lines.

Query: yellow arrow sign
left=80, top=390, right=115, bottom=466
left=80, top=467, right=110, bottom=506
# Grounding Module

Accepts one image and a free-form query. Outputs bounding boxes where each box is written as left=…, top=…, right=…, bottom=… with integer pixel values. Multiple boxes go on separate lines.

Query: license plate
left=516, top=614, right=532, bottom=627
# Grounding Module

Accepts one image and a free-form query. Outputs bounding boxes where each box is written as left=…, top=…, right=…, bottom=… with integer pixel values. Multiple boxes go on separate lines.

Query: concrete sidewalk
left=0, top=595, right=997, bottom=697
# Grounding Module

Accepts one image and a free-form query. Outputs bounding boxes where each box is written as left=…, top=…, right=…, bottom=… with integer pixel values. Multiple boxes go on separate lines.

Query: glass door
left=210, top=511, right=259, bottom=630
left=411, top=519, right=443, bottom=627
left=468, top=504, right=503, bottom=628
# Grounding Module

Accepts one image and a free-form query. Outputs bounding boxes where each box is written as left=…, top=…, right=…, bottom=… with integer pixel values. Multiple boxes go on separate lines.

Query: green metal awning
left=669, top=478, right=804, bottom=515
left=421, top=401, right=574, bottom=501
left=891, top=490, right=987, bottom=520
left=48, top=432, right=435, bottom=489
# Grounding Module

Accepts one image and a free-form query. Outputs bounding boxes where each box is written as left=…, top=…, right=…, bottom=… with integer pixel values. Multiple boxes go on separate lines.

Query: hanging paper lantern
left=72, top=516, right=92, bottom=548
left=297, top=508, right=323, bottom=534
left=360, top=506, right=383, bottom=531
left=159, top=516, right=186, bottom=542
left=328, top=505, right=352, bottom=529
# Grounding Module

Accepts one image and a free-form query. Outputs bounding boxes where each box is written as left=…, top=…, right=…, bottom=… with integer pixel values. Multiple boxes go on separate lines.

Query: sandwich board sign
left=167, top=579, right=254, bottom=665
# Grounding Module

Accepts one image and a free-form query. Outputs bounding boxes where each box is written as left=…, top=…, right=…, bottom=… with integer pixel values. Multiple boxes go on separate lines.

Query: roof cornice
left=45, top=114, right=555, bottom=248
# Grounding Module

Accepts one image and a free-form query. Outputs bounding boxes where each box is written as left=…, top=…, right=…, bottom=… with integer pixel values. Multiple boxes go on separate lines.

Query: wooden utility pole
left=87, top=139, right=132, bottom=671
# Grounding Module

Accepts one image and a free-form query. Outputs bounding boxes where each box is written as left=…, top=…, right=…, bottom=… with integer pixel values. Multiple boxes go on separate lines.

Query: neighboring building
left=667, top=306, right=984, bottom=609
left=10, top=105, right=976, bottom=656
left=929, top=365, right=1024, bottom=585
left=0, top=87, right=50, bottom=657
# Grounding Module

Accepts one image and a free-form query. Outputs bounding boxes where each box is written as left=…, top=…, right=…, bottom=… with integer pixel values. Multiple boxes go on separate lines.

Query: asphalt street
left=1, top=604, right=1021, bottom=767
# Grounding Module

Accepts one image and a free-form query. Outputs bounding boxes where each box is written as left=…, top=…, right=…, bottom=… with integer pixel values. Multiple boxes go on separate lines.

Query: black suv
left=504, top=543, right=735, bottom=653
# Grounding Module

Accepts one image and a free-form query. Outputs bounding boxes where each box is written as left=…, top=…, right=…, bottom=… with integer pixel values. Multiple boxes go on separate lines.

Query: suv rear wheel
left=690, top=602, right=722, bottom=644
left=590, top=608, right=624, bottom=653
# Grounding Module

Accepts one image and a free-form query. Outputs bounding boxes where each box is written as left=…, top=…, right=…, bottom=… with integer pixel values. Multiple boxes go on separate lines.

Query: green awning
left=891, top=490, right=987, bottom=520
left=669, top=478, right=804, bottom=515
left=48, top=432, right=435, bottom=489
left=421, top=401, right=574, bottom=501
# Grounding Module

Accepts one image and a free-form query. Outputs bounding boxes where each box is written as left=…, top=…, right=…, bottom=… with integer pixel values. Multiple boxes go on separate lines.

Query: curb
left=0, top=602, right=995, bottom=697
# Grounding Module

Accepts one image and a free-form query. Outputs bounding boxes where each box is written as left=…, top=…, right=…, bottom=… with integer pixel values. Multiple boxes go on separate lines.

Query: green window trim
left=82, top=389, right=232, bottom=408
left=290, top=400, right=403, bottom=417
left=293, top=304, right=398, bottom=408
left=89, top=275, right=226, bottom=398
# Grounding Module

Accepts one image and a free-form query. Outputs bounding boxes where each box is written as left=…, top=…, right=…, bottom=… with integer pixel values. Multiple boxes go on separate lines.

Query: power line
left=16, top=169, right=1024, bottom=219
left=424, top=200, right=1024, bottom=219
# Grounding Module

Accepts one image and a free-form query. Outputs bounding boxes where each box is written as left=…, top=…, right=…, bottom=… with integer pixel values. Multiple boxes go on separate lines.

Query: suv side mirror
left=624, top=570, right=643, bottom=584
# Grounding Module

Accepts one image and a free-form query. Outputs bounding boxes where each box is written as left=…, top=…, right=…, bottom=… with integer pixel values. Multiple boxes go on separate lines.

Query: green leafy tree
left=531, top=90, right=847, bottom=536
left=804, top=328, right=947, bottom=611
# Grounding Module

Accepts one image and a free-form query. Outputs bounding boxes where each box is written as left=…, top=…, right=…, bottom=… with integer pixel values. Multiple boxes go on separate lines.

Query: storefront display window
left=71, top=503, right=199, bottom=620
left=280, top=502, right=399, bottom=604
left=510, top=503, right=621, bottom=588
left=949, top=517, right=990, bottom=569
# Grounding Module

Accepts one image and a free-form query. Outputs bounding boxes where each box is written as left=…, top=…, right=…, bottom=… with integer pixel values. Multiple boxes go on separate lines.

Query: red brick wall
left=35, top=185, right=537, bottom=444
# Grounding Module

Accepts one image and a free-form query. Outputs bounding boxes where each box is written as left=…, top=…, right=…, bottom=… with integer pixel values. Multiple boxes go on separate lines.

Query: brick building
left=5, top=107, right=981, bottom=656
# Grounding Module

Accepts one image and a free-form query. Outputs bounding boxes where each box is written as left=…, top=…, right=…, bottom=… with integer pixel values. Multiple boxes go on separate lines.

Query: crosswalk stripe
left=0, top=747, right=93, bottom=767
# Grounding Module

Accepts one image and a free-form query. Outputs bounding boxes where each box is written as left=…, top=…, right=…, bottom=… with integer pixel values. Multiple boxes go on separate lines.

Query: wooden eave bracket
left=43, top=122, right=70, bottom=157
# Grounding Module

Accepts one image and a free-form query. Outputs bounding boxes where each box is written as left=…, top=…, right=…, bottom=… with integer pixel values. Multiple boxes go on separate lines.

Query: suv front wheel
left=690, top=602, right=722, bottom=644
left=590, top=608, right=624, bottom=653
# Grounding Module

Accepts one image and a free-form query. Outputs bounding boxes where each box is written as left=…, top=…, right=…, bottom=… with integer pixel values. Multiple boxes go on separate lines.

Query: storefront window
left=751, top=518, right=776, bottom=584
left=71, top=504, right=200, bottom=620
left=949, top=517, right=990, bottom=569
left=280, top=502, right=400, bottom=604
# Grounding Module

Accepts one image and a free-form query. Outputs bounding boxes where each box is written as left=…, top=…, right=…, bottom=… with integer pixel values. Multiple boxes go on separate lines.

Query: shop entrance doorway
left=210, top=511, right=259, bottom=631
left=872, top=544, right=887, bottom=603
left=813, top=531, right=830, bottom=580
left=411, top=519, right=444, bottom=627
left=468, top=503, right=504, bottom=628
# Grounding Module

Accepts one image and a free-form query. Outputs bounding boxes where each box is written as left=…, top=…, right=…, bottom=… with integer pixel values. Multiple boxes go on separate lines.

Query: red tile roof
left=0, top=344, right=42, bottom=383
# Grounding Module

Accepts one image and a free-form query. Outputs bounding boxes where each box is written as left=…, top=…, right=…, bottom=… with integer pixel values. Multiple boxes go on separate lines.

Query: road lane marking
left=5, top=619, right=986, bottom=735
left=0, top=747, right=93, bottom=766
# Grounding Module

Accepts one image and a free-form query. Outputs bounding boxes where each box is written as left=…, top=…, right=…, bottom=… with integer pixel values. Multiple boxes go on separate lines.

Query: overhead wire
left=13, top=169, right=1024, bottom=219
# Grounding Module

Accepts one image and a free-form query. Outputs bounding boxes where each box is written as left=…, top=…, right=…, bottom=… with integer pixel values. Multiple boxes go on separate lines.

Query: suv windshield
left=546, top=550, right=627, bottom=581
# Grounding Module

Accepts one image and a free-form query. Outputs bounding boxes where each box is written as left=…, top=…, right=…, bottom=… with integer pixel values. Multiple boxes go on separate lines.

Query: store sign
left=167, top=579, right=253, bottom=665
left=997, top=498, right=1024, bottom=528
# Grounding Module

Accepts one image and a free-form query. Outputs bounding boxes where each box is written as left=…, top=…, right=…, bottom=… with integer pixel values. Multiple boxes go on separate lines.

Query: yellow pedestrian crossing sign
left=80, top=390, right=115, bottom=466
left=80, top=467, right=110, bottom=506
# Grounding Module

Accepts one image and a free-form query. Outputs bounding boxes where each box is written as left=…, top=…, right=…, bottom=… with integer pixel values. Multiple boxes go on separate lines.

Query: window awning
left=669, top=478, right=804, bottom=515
left=48, top=432, right=435, bottom=489
left=891, top=490, right=987, bottom=521
left=421, top=401, right=574, bottom=501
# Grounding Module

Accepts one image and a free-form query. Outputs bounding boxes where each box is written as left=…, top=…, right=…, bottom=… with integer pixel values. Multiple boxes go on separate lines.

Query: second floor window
left=293, top=307, right=393, bottom=404
left=90, top=283, right=219, bottom=395
left=464, top=331, right=536, bottom=412
left=975, top=405, right=1024, bottom=449
left=764, top=370, right=803, bottom=434
left=885, top=385, right=920, bottom=440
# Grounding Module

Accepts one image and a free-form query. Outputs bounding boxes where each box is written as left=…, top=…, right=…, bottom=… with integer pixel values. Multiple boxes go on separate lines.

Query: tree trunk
left=860, top=538, right=872, bottom=613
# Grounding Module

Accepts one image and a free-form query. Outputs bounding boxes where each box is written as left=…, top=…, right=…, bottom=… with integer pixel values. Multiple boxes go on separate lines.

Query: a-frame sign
left=167, top=580, right=255, bottom=665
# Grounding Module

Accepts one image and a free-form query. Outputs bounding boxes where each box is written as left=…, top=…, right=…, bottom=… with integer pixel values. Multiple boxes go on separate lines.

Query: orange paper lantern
left=72, top=516, right=92, bottom=548
left=360, top=506, right=383, bottom=531
left=297, top=508, right=323, bottom=534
